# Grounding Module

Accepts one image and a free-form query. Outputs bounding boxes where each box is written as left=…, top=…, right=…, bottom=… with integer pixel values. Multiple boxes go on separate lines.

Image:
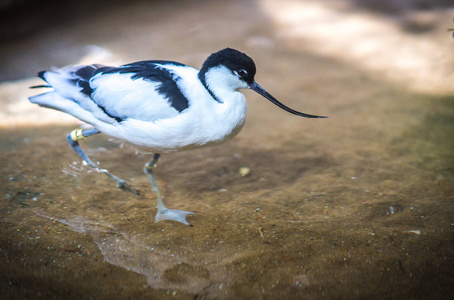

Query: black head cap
left=199, top=48, right=256, bottom=85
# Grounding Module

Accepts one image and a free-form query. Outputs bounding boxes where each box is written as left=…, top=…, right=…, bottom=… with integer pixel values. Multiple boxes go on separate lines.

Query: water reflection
left=34, top=212, right=222, bottom=292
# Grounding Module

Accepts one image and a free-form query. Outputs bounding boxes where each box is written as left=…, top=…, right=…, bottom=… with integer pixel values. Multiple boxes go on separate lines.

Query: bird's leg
left=144, top=153, right=194, bottom=225
left=67, top=128, right=139, bottom=195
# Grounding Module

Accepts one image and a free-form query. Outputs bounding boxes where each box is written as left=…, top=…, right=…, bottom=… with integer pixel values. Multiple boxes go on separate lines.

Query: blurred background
left=1, top=0, right=453, bottom=124
left=1, top=0, right=453, bottom=299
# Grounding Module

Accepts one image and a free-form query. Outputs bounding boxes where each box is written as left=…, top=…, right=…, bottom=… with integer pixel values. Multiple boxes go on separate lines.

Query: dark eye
left=236, top=69, right=248, bottom=77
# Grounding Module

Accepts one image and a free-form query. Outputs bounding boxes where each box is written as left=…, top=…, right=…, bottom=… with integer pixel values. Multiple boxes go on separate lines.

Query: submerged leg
left=144, top=153, right=194, bottom=225
left=67, top=128, right=139, bottom=195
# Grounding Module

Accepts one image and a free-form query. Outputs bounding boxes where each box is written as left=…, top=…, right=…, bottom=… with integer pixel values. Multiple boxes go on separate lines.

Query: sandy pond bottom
left=1, top=0, right=453, bottom=299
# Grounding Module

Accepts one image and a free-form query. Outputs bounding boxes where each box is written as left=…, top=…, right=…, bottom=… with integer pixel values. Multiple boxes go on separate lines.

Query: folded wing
left=30, top=61, right=194, bottom=125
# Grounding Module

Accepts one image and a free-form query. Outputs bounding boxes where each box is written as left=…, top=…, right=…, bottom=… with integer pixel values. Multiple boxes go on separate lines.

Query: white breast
left=104, top=66, right=248, bottom=152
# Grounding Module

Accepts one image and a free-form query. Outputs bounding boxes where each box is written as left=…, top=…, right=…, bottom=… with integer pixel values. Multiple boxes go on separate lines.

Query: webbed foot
left=155, top=208, right=195, bottom=225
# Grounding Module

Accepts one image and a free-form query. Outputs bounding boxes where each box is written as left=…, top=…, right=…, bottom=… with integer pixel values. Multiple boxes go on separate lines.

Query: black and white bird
left=29, top=48, right=326, bottom=225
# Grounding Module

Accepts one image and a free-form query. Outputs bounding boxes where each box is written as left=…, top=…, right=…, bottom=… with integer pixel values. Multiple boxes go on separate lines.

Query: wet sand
left=1, top=0, right=453, bottom=299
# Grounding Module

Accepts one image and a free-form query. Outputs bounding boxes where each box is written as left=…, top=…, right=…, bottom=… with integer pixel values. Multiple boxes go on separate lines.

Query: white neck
left=199, top=66, right=248, bottom=142
left=203, top=65, right=249, bottom=103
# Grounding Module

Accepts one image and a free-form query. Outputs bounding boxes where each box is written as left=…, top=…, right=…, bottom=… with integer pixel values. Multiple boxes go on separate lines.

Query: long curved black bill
left=249, top=82, right=327, bottom=118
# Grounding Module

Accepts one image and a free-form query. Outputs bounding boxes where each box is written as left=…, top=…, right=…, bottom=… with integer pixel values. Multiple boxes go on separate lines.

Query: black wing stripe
left=73, top=65, right=115, bottom=96
left=71, top=65, right=123, bottom=122
left=101, top=61, right=190, bottom=113
left=96, top=103, right=123, bottom=122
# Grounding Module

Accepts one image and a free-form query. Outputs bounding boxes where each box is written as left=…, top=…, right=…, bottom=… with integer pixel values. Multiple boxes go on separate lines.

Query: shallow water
left=1, top=0, right=453, bottom=299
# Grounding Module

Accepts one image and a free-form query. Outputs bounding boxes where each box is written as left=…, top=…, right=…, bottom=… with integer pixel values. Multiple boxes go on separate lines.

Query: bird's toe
left=117, top=180, right=140, bottom=195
